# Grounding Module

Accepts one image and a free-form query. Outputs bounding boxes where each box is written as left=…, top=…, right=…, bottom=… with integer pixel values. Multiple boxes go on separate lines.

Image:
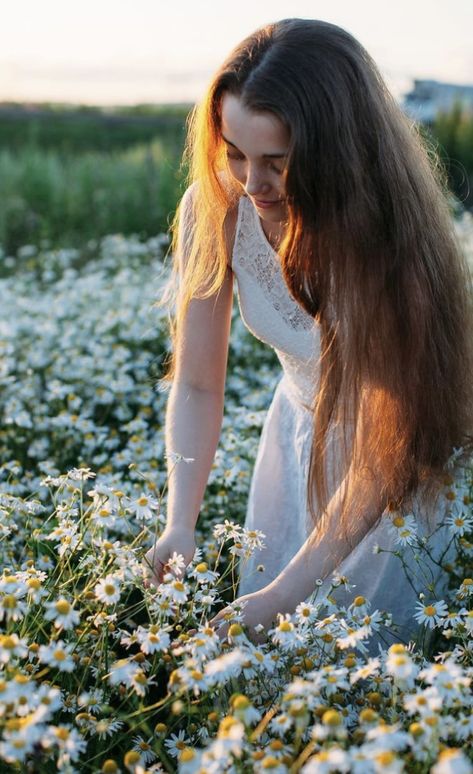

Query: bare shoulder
left=180, top=176, right=240, bottom=270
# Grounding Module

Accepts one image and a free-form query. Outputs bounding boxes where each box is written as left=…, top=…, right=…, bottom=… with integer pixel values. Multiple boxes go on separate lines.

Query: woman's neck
left=260, top=217, right=286, bottom=252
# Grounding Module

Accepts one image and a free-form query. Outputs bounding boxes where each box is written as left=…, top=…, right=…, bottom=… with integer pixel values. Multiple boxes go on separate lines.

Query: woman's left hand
left=209, top=587, right=282, bottom=642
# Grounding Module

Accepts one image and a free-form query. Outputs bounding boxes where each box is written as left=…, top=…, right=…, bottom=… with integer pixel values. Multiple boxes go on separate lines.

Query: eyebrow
left=222, top=134, right=288, bottom=159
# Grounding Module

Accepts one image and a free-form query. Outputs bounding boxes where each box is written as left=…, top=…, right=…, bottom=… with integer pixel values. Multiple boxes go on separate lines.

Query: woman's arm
left=266, top=457, right=384, bottom=613
left=163, top=286, right=233, bottom=525
left=144, top=188, right=238, bottom=584
left=210, top=393, right=386, bottom=634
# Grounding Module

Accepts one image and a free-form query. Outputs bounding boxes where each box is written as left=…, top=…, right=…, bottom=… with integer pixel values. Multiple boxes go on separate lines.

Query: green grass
left=0, top=139, right=187, bottom=255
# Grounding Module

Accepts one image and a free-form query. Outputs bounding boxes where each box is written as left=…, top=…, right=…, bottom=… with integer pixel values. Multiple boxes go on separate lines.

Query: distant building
left=402, top=79, right=473, bottom=123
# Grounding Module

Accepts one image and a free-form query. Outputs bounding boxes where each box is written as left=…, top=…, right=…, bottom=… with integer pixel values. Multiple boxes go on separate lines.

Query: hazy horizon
left=2, top=0, right=472, bottom=107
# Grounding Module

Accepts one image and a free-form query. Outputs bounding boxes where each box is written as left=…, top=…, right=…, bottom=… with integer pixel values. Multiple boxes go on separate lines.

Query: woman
left=144, top=19, right=473, bottom=642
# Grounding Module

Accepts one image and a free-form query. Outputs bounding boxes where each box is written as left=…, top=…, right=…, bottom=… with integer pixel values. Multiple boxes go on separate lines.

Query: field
left=0, top=104, right=472, bottom=772
left=0, top=208, right=472, bottom=772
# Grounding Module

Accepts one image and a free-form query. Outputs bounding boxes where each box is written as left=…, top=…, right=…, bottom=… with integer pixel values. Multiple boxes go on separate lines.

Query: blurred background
left=1, top=0, right=472, bottom=256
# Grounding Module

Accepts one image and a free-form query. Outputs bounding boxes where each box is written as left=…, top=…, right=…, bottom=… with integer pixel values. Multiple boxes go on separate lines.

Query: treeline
left=0, top=101, right=471, bottom=255
left=0, top=102, right=191, bottom=153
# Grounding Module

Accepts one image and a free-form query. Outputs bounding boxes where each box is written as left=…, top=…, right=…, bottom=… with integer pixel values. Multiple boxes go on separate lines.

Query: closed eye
left=225, top=150, right=284, bottom=175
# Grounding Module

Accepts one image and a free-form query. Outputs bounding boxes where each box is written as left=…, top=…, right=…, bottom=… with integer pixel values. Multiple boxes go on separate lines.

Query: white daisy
left=188, top=562, right=218, bottom=585
left=164, top=729, right=192, bottom=758
left=133, top=493, right=160, bottom=522
left=131, top=734, right=157, bottom=765
left=38, top=639, right=75, bottom=672
left=295, top=601, right=318, bottom=625
left=431, top=748, right=473, bottom=774
left=385, top=644, right=418, bottom=685
left=136, top=624, right=171, bottom=654
left=445, top=509, right=473, bottom=536
left=94, top=574, right=121, bottom=605
left=0, top=633, right=28, bottom=663
left=388, top=511, right=418, bottom=546
left=167, top=552, right=187, bottom=576
left=212, top=520, right=242, bottom=542
left=271, top=614, right=302, bottom=649
left=161, top=578, right=189, bottom=605
left=43, top=598, right=80, bottom=630
left=336, top=623, right=371, bottom=651
left=414, top=599, right=448, bottom=629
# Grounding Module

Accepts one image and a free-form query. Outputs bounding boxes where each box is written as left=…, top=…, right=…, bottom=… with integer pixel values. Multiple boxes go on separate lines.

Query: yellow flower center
left=423, top=605, right=436, bottom=617
left=278, top=621, right=292, bottom=632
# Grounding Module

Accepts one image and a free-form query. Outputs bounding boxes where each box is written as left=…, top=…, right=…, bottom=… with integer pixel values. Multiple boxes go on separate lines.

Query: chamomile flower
left=213, top=520, right=242, bottom=542
left=270, top=712, right=293, bottom=736
left=108, top=657, right=141, bottom=687
left=0, top=723, right=43, bottom=764
left=403, top=686, right=442, bottom=715
left=167, top=552, right=187, bottom=576
left=136, top=624, right=171, bottom=654
left=431, top=748, right=473, bottom=774
left=77, top=688, right=105, bottom=714
left=231, top=693, right=260, bottom=726
left=445, top=510, right=473, bottom=535
left=385, top=644, right=418, bottom=685
left=91, top=503, right=117, bottom=528
left=295, top=600, right=318, bottom=625
left=271, top=614, right=301, bottom=649
left=45, top=725, right=87, bottom=762
left=188, top=562, right=218, bottom=585
left=0, top=591, right=28, bottom=623
left=388, top=511, right=418, bottom=545
left=414, top=599, right=448, bottom=628
left=204, top=650, right=246, bottom=684
left=350, top=657, right=381, bottom=685
left=25, top=576, right=48, bottom=604
left=91, top=717, right=125, bottom=739
left=38, top=639, right=75, bottom=672
left=131, top=735, right=157, bottom=765
left=43, top=597, right=80, bottom=630
left=302, top=747, right=350, bottom=773
left=336, top=622, right=371, bottom=651
left=164, top=729, right=192, bottom=758
left=462, top=608, right=473, bottom=633
left=241, top=527, right=266, bottom=552
left=456, top=577, right=473, bottom=598
left=132, top=492, right=160, bottom=522
left=0, top=633, right=28, bottom=663
left=94, top=574, right=122, bottom=605
left=162, top=578, right=189, bottom=605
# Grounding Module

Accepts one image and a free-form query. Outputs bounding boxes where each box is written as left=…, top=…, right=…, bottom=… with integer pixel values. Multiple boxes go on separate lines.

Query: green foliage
left=0, top=140, right=187, bottom=255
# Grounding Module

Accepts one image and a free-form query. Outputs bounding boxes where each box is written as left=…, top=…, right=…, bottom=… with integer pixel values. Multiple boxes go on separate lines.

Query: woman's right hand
left=142, top=526, right=196, bottom=588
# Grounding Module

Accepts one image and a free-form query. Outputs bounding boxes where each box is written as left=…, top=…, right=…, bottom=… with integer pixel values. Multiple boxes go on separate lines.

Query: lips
left=253, top=198, right=282, bottom=208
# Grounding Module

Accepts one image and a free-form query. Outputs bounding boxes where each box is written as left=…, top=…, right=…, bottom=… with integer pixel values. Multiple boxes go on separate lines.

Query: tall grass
left=0, top=139, right=186, bottom=255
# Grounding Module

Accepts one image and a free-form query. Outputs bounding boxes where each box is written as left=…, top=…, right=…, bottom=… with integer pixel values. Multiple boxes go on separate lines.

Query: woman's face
left=220, top=93, right=290, bottom=225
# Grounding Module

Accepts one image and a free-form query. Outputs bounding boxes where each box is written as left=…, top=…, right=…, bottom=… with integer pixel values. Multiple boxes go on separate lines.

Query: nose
left=243, top=165, right=271, bottom=197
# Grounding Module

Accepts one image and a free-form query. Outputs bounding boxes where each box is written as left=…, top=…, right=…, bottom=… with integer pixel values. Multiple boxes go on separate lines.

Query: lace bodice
left=231, top=195, right=321, bottom=407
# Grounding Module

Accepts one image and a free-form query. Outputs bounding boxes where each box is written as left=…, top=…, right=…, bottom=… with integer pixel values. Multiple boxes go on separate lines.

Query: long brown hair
left=166, top=18, right=473, bottom=543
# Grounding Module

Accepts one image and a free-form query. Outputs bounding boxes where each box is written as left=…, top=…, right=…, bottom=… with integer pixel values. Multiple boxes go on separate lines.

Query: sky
left=1, top=0, right=472, bottom=106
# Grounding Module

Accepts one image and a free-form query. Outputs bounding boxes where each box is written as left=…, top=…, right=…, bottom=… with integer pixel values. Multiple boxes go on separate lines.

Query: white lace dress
left=231, top=193, right=455, bottom=645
